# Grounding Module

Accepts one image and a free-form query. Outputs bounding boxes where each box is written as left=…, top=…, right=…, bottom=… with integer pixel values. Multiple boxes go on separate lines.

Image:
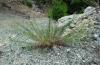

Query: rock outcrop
left=58, top=6, right=96, bottom=27
left=58, top=6, right=100, bottom=45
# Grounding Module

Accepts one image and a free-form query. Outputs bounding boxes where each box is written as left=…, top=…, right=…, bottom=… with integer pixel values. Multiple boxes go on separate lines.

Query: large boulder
left=58, top=6, right=100, bottom=45
left=58, top=6, right=96, bottom=27
left=57, top=6, right=95, bottom=38
left=84, top=6, right=95, bottom=13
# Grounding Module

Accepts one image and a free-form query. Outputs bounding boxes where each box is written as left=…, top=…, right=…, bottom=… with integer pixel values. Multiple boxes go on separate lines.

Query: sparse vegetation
left=10, top=19, right=72, bottom=47
left=10, top=18, right=90, bottom=48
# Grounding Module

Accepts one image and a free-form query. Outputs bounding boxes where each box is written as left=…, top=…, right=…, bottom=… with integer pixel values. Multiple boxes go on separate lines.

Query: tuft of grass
left=10, top=18, right=90, bottom=48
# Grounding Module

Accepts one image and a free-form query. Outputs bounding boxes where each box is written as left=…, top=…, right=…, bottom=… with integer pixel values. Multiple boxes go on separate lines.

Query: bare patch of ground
left=0, top=0, right=45, bottom=19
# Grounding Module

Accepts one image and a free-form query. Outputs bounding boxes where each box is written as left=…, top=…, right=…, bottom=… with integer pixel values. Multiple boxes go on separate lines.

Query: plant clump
left=10, top=18, right=90, bottom=48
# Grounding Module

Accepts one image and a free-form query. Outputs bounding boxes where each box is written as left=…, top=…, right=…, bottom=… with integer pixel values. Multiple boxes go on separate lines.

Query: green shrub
left=10, top=18, right=90, bottom=48
left=48, top=0, right=68, bottom=20
left=35, top=0, right=68, bottom=20
left=67, top=0, right=88, bottom=14
left=70, top=0, right=81, bottom=4
left=69, top=0, right=100, bottom=14
left=35, top=0, right=53, bottom=5
left=21, top=0, right=33, bottom=8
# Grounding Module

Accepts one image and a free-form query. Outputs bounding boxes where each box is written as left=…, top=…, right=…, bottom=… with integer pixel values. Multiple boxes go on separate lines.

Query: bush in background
left=21, top=0, right=33, bottom=8
left=64, top=0, right=100, bottom=14
left=48, top=0, right=68, bottom=20
left=63, top=0, right=88, bottom=14
left=35, top=0, right=53, bottom=5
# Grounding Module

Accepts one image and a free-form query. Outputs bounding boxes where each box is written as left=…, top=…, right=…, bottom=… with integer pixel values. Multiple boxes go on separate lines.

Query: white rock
left=66, top=48, right=70, bottom=52
left=62, top=28, right=71, bottom=36
left=83, top=10, right=94, bottom=17
left=94, top=34, right=98, bottom=38
left=58, top=15, right=74, bottom=27
left=58, top=15, right=73, bottom=23
left=84, top=6, right=95, bottom=13
left=11, top=34, right=17, bottom=38
left=58, top=6, right=95, bottom=28
left=70, top=24, right=75, bottom=28
left=77, top=54, right=82, bottom=59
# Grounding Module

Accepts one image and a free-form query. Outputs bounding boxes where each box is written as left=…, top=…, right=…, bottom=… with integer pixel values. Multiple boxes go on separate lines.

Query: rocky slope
left=0, top=3, right=100, bottom=65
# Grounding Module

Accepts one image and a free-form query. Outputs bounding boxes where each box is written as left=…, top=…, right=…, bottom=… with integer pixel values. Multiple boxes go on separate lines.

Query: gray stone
left=58, top=15, right=74, bottom=27
left=57, top=6, right=96, bottom=27
left=84, top=6, right=95, bottom=13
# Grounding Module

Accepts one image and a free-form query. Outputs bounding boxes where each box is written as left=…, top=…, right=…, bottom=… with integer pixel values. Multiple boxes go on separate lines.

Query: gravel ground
left=0, top=8, right=100, bottom=65
left=0, top=41, right=100, bottom=65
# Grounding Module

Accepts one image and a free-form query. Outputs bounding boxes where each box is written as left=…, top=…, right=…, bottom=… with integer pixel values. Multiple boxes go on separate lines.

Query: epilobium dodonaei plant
left=10, top=19, right=71, bottom=47
left=10, top=18, right=90, bottom=48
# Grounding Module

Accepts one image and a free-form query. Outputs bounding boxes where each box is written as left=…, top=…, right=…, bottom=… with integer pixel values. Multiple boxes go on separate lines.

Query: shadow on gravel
left=0, top=51, right=3, bottom=58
